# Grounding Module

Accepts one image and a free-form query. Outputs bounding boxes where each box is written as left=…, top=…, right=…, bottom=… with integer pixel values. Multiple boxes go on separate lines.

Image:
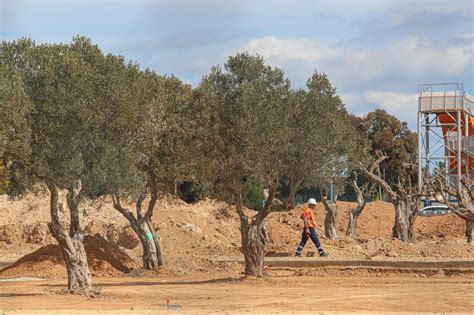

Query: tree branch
left=135, top=188, right=147, bottom=220
left=234, top=189, right=248, bottom=224
left=144, top=169, right=159, bottom=221
left=368, top=150, right=387, bottom=174
left=254, top=185, right=276, bottom=227
left=66, top=180, right=83, bottom=236
left=112, top=193, right=137, bottom=223
left=433, top=178, right=474, bottom=222
left=364, top=151, right=398, bottom=202
left=47, top=182, right=75, bottom=256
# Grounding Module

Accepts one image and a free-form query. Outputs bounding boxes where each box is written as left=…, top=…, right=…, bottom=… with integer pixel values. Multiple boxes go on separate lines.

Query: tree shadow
left=0, top=293, right=45, bottom=297
left=41, top=276, right=246, bottom=288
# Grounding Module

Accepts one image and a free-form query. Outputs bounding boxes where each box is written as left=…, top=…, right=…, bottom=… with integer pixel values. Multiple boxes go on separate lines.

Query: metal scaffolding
left=417, top=83, right=474, bottom=198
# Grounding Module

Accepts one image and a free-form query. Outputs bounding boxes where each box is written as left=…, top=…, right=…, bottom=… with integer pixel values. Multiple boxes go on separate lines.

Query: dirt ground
left=1, top=272, right=473, bottom=314
left=0, top=192, right=473, bottom=313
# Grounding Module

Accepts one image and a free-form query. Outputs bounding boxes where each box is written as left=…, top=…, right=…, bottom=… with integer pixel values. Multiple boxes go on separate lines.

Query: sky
left=1, top=0, right=473, bottom=128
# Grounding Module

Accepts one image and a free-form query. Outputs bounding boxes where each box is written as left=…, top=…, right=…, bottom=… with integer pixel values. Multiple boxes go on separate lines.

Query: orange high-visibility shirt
left=303, top=207, right=316, bottom=228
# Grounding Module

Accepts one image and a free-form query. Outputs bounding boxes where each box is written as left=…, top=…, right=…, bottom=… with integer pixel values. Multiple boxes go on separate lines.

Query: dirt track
left=1, top=273, right=473, bottom=314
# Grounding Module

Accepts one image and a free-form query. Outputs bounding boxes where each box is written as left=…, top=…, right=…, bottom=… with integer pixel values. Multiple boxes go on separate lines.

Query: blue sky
left=1, top=0, right=473, bottom=128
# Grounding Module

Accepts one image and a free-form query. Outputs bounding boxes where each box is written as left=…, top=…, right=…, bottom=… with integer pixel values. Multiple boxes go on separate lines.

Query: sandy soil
left=1, top=193, right=472, bottom=280
left=1, top=273, right=473, bottom=313
left=1, top=193, right=473, bottom=314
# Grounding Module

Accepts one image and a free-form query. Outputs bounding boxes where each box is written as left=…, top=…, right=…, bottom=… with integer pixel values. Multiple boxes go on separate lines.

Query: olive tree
left=99, top=59, right=194, bottom=269
left=283, top=72, right=362, bottom=239
left=0, top=37, right=107, bottom=294
left=197, top=53, right=291, bottom=276
left=344, top=115, right=373, bottom=238
left=283, top=73, right=347, bottom=209
left=364, top=151, right=419, bottom=242
left=354, top=110, right=419, bottom=242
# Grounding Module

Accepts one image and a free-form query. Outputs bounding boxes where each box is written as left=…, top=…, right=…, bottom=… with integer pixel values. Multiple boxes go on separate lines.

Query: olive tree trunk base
left=466, top=221, right=474, bottom=244
left=122, top=214, right=165, bottom=270
left=322, top=199, right=338, bottom=239
left=241, top=221, right=270, bottom=277
left=138, top=218, right=165, bottom=270
left=48, top=183, right=92, bottom=295
left=392, top=196, right=418, bottom=242
left=112, top=193, right=165, bottom=271
left=49, top=228, right=92, bottom=294
left=60, top=232, right=92, bottom=294
left=346, top=212, right=359, bottom=238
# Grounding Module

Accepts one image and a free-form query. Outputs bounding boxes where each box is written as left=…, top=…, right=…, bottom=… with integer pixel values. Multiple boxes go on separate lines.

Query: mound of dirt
left=275, top=200, right=467, bottom=240
left=0, top=191, right=472, bottom=279
left=0, top=234, right=138, bottom=279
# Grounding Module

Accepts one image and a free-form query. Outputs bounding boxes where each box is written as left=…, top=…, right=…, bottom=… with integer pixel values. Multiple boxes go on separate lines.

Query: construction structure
left=417, top=83, right=474, bottom=208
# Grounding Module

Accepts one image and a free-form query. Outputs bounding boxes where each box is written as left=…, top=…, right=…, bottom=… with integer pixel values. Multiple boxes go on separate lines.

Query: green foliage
left=0, top=36, right=417, bottom=212
left=241, top=180, right=265, bottom=211
left=0, top=37, right=125, bottom=197
left=197, top=53, right=292, bottom=203
left=0, top=57, right=33, bottom=196
left=282, top=71, right=369, bottom=202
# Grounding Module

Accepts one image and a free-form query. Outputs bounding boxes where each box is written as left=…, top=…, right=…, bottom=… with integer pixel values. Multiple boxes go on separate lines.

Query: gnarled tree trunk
left=112, top=194, right=165, bottom=270
left=139, top=217, right=165, bottom=269
left=364, top=151, right=419, bottom=243
left=346, top=181, right=368, bottom=238
left=285, top=188, right=297, bottom=210
left=236, top=187, right=274, bottom=277
left=47, top=182, right=92, bottom=295
left=346, top=210, right=359, bottom=238
left=285, top=178, right=303, bottom=210
left=392, top=192, right=418, bottom=242
left=239, top=218, right=270, bottom=276
left=347, top=206, right=366, bottom=238
left=322, top=196, right=338, bottom=239
left=112, top=171, right=165, bottom=270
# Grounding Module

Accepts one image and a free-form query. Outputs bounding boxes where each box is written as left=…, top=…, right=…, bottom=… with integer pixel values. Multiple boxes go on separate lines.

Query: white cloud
left=364, top=91, right=418, bottom=111
left=340, top=91, right=418, bottom=128
left=245, top=37, right=340, bottom=63
left=241, top=36, right=472, bottom=89
left=239, top=35, right=473, bottom=129
left=364, top=91, right=418, bottom=127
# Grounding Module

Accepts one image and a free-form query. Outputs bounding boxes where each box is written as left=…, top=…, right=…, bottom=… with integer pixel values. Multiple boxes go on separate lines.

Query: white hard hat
left=307, top=198, right=317, bottom=205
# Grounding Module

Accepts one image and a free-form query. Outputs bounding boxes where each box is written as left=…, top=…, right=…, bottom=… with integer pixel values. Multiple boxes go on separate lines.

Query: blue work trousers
left=295, top=227, right=324, bottom=256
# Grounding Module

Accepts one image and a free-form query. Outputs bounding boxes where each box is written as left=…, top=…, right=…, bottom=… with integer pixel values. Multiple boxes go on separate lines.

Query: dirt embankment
left=0, top=193, right=472, bottom=279
left=0, top=234, right=137, bottom=278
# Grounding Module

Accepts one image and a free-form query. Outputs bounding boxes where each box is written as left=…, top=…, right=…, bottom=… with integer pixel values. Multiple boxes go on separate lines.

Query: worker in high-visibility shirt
left=295, top=198, right=329, bottom=257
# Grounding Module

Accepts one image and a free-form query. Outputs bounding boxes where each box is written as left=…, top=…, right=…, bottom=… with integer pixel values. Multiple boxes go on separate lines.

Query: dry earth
left=0, top=192, right=473, bottom=313
left=1, top=274, right=473, bottom=313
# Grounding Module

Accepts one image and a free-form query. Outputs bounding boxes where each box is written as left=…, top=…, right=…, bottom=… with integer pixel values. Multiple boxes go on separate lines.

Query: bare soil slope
left=0, top=234, right=137, bottom=278
left=0, top=193, right=472, bottom=279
